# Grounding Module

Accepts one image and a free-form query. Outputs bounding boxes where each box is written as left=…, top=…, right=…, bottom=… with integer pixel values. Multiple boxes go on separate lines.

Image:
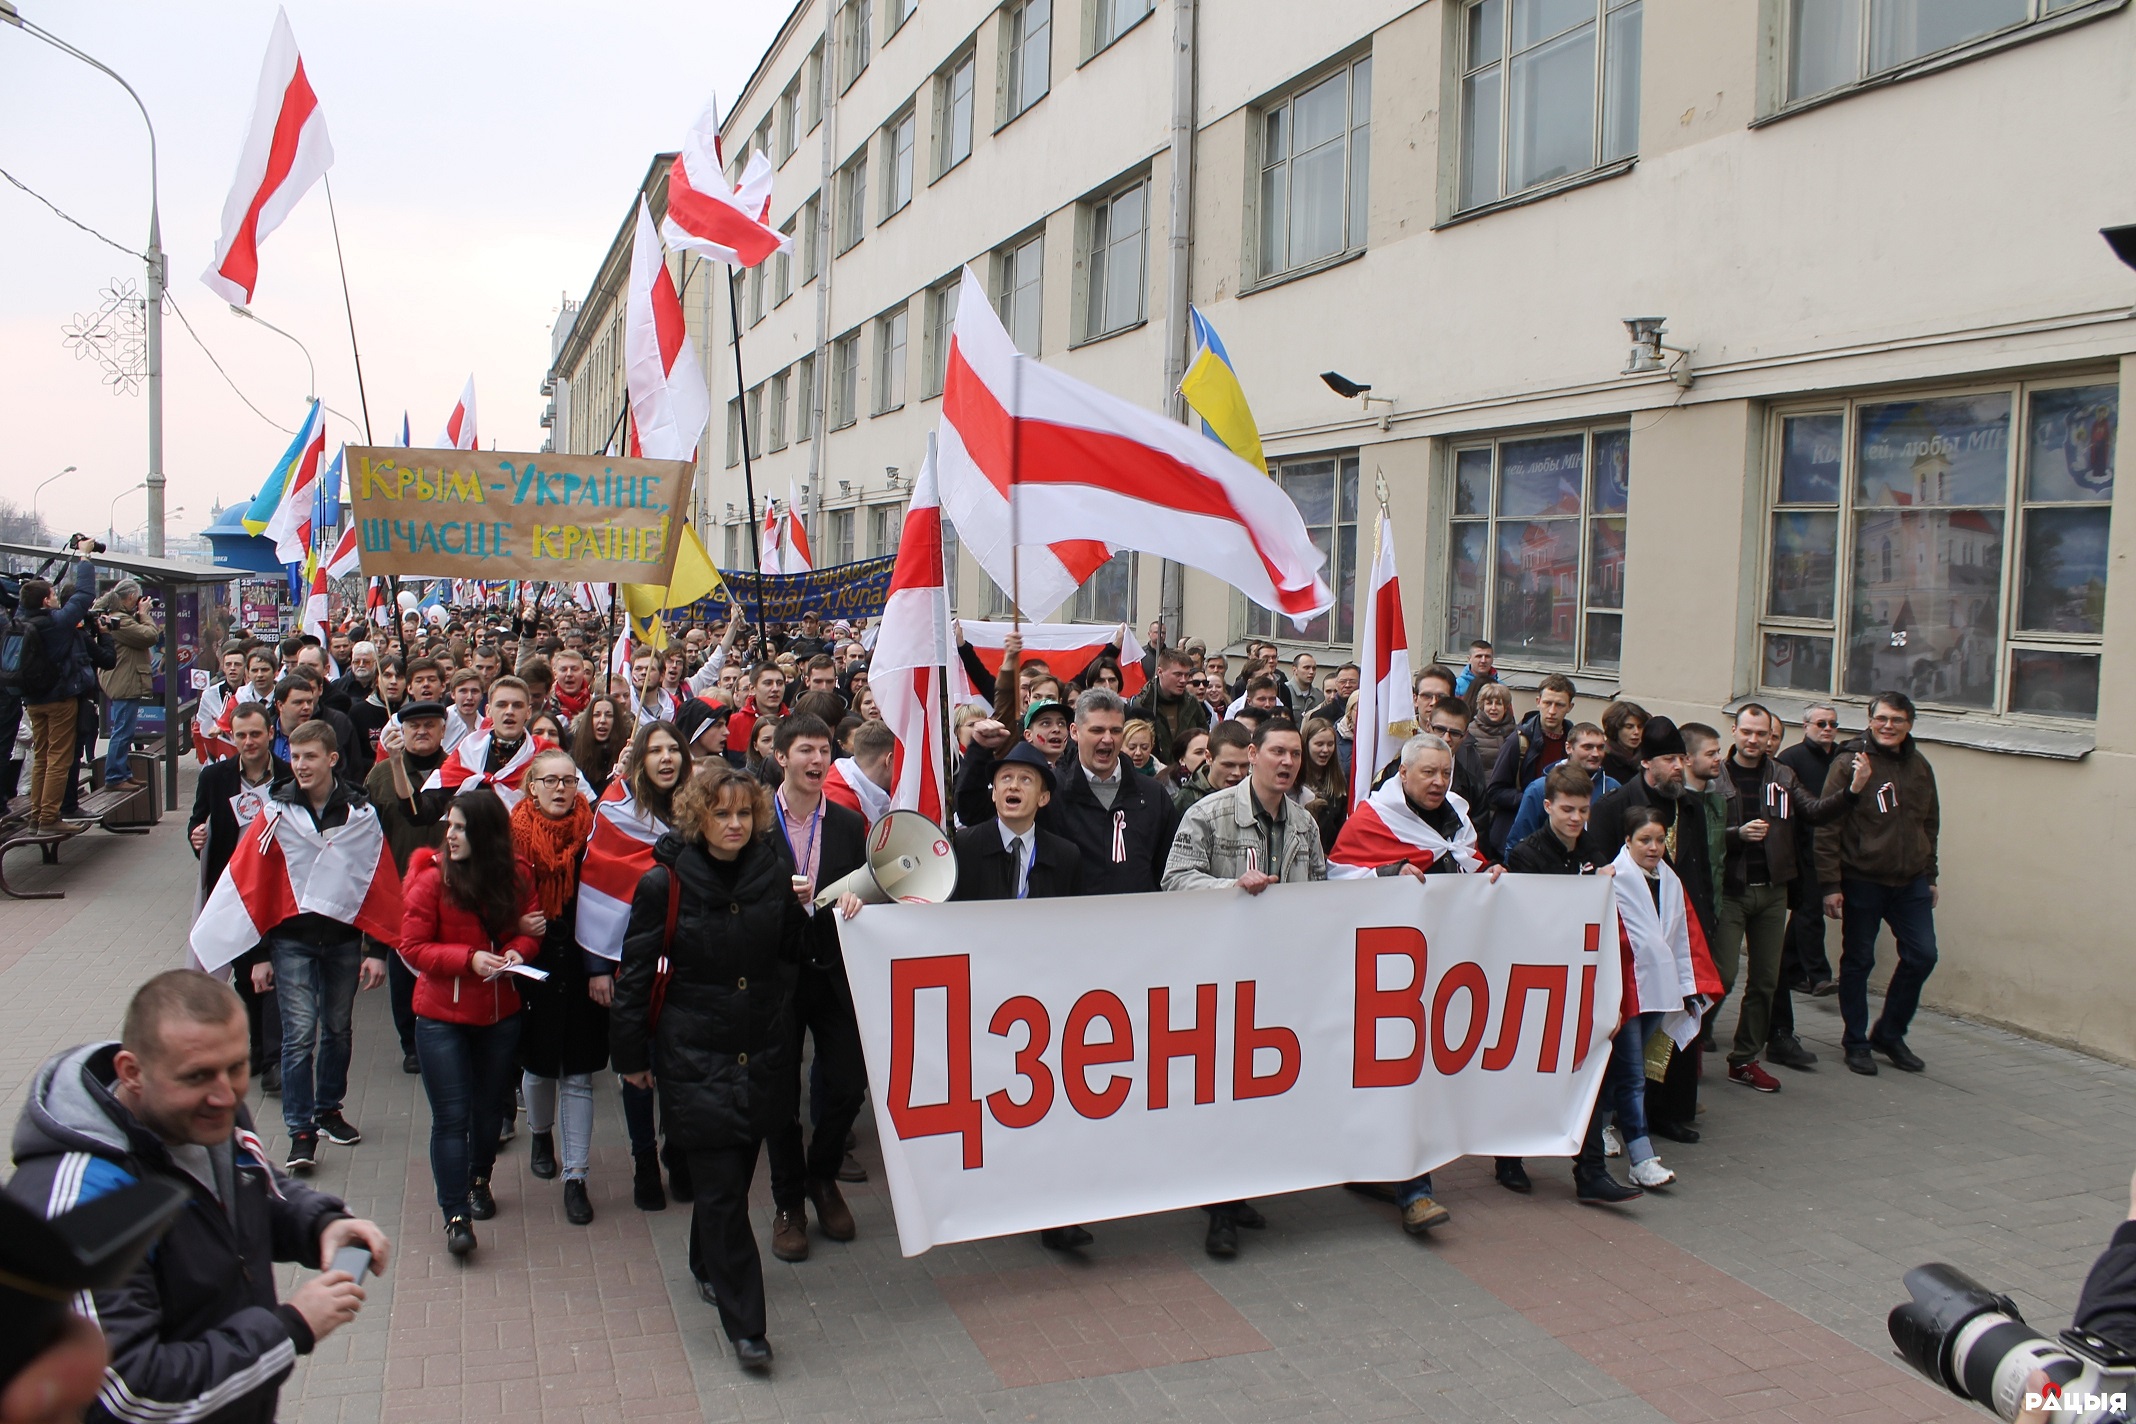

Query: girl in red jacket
left=400, top=787, right=540, bottom=1258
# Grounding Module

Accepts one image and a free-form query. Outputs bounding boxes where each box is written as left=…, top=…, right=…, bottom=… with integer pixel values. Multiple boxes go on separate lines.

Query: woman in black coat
left=611, top=761, right=820, bottom=1372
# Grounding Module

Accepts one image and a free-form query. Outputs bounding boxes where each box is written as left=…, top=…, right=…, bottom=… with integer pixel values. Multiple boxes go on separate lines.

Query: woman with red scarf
left=511, top=747, right=602, bottom=1224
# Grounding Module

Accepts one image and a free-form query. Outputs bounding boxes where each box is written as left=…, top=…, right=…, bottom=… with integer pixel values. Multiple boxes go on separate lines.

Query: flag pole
left=724, top=266, right=771, bottom=650
left=927, top=431, right=956, bottom=819
left=999, top=352, right=1023, bottom=723
left=321, top=175, right=374, bottom=444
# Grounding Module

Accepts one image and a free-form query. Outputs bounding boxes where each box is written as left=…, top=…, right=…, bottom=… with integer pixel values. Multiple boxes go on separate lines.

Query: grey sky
left=2, top=0, right=787, bottom=539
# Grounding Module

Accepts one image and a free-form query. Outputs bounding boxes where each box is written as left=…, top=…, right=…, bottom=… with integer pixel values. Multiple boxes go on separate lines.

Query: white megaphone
left=814, top=809, right=959, bottom=907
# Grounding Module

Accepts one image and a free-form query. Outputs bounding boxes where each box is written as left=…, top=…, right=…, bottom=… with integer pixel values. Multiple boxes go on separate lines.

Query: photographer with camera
left=90, top=580, right=161, bottom=794
left=0, top=537, right=100, bottom=833
left=8, top=971, right=390, bottom=1424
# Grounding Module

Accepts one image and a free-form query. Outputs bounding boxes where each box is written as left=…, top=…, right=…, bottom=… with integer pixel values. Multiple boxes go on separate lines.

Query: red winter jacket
left=398, top=848, right=541, bottom=1026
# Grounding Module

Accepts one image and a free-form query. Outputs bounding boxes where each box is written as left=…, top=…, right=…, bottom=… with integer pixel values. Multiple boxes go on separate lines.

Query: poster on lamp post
left=346, top=446, right=697, bottom=585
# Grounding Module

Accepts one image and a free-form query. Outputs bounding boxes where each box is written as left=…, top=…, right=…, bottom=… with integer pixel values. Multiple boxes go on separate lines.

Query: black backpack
left=0, top=611, right=57, bottom=697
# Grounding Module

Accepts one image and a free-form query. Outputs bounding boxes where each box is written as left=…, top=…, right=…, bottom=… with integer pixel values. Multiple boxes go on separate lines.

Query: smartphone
left=329, top=1245, right=371, bottom=1284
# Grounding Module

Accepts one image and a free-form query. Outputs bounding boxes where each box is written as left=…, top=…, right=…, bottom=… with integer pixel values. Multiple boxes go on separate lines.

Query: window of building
left=839, top=0, right=872, bottom=90
left=801, top=195, right=821, bottom=281
left=1256, top=55, right=1371, bottom=281
left=1245, top=454, right=1360, bottom=645
left=889, top=0, right=917, bottom=35
left=754, top=117, right=773, bottom=168
left=725, top=521, right=744, bottom=568
left=747, top=261, right=767, bottom=325
left=884, top=107, right=917, bottom=217
left=1071, top=551, right=1136, bottom=623
left=837, top=153, right=869, bottom=252
left=936, top=49, right=977, bottom=175
left=797, top=355, right=816, bottom=441
left=923, top=273, right=961, bottom=397
left=870, top=501, right=905, bottom=555
left=1082, top=178, right=1147, bottom=340
left=778, top=82, right=799, bottom=160
left=726, top=398, right=742, bottom=468
left=824, top=507, right=855, bottom=566
left=768, top=371, right=790, bottom=452
left=1458, top=0, right=1640, bottom=213
left=806, top=44, right=826, bottom=130
left=1757, top=378, right=2116, bottom=719
left=994, top=231, right=1044, bottom=356
left=745, top=384, right=765, bottom=459
left=1002, top=0, right=1052, bottom=122
left=875, top=305, right=909, bottom=414
left=774, top=221, right=794, bottom=304
left=831, top=331, right=861, bottom=429
left=1091, top=0, right=1153, bottom=54
left=1443, top=425, right=1628, bottom=670
left=1785, top=0, right=2087, bottom=103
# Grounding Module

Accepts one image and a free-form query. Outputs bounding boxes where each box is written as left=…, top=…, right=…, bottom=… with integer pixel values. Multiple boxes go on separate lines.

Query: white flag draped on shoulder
left=201, top=6, right=334, bottom=306
left=935, top=266, right=1333, bottom=626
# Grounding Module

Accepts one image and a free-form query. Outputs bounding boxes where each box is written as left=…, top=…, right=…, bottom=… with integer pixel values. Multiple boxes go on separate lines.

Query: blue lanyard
left=775, top=790, right=822, bottom=878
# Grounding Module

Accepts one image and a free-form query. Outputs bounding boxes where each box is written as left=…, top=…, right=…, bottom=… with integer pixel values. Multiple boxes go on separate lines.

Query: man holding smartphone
left=8, top=971, right=391, bottom=1424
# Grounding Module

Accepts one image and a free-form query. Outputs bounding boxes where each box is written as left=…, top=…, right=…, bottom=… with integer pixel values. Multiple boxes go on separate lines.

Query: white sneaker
left=1629, top=1157, right=1675, bottom=1189
left=1602, top=1125, right=1624, bottom=1158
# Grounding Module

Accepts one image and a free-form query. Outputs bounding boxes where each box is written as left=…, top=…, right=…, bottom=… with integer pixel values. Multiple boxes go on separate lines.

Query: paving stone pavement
left=4, top=778, right=2132, bottom=1423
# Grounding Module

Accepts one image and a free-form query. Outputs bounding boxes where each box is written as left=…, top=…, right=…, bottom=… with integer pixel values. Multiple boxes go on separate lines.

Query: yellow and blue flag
left=1179, top=306, right=1267, bottom=476
left=242, top=400, right=324, bottom=535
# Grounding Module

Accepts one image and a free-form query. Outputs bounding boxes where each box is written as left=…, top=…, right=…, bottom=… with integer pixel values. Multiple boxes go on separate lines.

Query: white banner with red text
left=841, top=875, right=1621, bottom=1256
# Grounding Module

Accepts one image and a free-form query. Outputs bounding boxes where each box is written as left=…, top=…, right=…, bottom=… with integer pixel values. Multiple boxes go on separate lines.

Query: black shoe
left=733, top=1337, right=773, bottom=1371
left=496, top=1108, right=516, bottom=1145
left=1696, top=1032, right=1717, bottom=1053
left=285, top=1131, right=317, bottom=1173
left=1651, top=1120, right=1701, bottom=1145
left=1494, top=1158, right=1533, bottom=1194
left=1230, top=1201, right=1266, bottom=1230
left=696, top=1279, right=718, bottom=1306
left=1872, top=1035, right=1925, bottom=1073
left=402, top=1053, right=421, bottom=1075
left=445, top=1215, right=477, bottom=1257
left=836, top=1151, right=869, bottom=1184
left=1765, top=1033, right=1819, bottom=1070
left=1204, top=1214, right=1238, bottom=1259
left=316, top=1111, right=361, bottom=1146
left=632, top=1149, right=667, bottom=1211
left=563, top=1178, right=593, bottom=1225
left=468, top=1178, right=496, bottom=1220
left=1845, top=1048, right=1879, bottom=1075
left=1039, top=1225, right=1094, bottom=1251
left=1575, top=1172, right=1644, bottom=1205
left=1809, top=979, right=1839, bottom=997
left=260, top=1062, right=282, bottom=1096
left=530, top=1131, right=558, bottom=1180
left=664, top=1147, right=695, bottom=1203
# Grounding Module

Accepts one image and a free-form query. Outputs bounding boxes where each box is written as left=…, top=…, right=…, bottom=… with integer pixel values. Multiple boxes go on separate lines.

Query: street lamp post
left=108, top=481, right=146, bottom=547
left=31, top=464, right=77, bottom=533
left=4, top=4, right=167, bottom=557
left=229, top=304, right=315, bottom=401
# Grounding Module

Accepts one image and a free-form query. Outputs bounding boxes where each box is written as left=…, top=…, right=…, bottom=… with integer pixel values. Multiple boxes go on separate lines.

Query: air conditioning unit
left=539, top=403, right=556, bottom=428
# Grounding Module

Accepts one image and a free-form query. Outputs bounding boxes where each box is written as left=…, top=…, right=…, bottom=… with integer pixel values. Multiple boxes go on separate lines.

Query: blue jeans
left=1607, top=1012, right=1659, bottom=1164
left=1838, top=875, right=1939, bottom=1050
left=271, top=937, right=361, bottom=1137
left=415, top=1015, right=522, bottom=1219
left=103, top=697, right=142, bottom=783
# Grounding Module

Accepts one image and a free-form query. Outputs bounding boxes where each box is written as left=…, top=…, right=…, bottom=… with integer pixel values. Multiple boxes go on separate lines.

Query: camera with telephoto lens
left=68, top=533, right=108, bottom=554
left=1892, top=1264, right=2134, bottom=1421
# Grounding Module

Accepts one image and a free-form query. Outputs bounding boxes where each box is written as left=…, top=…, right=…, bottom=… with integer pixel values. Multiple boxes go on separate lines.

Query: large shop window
left=1244, top=453, right=1358, bottom=646
left=1759, top=379, right=2116, bottom=719
left=1444, top=425, right=1628, bottom=671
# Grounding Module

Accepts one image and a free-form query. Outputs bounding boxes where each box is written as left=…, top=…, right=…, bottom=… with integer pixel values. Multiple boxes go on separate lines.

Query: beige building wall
left=550, top=0, right=2136, bottom=1061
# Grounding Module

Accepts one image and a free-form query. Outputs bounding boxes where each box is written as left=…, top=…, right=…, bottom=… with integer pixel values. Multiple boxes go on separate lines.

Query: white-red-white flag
left=956, top=621, right=1148, bottom=697
left=660, top=96, right=791, bottom=269
left=872, top=436, right=967, bottom=825
left=301, top=561, right=330, bottom=654
left=422, top=729, right=552, bottom=810
left=759, top=501, right=783, bottom=575
left=938, top=265, right=1332, bottom=624
left=201, top=7, right=334, bottom=306
left=324, top=523, right=361, bottom=579
left=436, top=376, right=478, bottom=450
left=782, top=480, right=814, bottom=572
left=1350, top=506, right=1414, bottom=807
left=575, top=780, right=667, bottom=961
left=1327, top=777, right=1484, bottom=880
left=625, top=198, right=711, bottom=462
left=365, top=576, right=389, bottom=626
left=190, top=800, right=402, bottom=972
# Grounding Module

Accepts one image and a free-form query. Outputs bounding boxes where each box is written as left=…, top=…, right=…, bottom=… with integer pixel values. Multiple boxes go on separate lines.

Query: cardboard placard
left=346, top=446, right=696, bottom=584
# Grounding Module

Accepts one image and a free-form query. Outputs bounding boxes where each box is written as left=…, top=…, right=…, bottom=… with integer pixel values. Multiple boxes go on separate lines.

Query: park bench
left=0, top=744, right=162, bottom=901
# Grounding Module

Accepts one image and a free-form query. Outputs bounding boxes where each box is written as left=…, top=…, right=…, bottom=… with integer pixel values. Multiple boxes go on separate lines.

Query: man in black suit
left=949, top=741, right=1091, bottom=1252
left=1041, top=688, right=1177, bottom=895
left=187, top=700, right=288, bottom=1089
left=764, top=713, right=871, bottom=1270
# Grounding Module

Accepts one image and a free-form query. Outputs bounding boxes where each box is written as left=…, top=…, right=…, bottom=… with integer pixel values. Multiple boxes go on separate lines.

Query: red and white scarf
left=824, top=758, right=892, bottom=830
left=1609, top=845, right=1724, bottom=1049
left=189, top=798, right=403, bottom=973
left=574, top=779, right=667, bottom=962
left=421, top=730, right=552, bottom=810
left=1327, top=777, right=1483, bottom=879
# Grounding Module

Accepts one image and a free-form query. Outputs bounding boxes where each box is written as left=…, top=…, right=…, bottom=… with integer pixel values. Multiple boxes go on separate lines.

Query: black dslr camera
left=68, top=533, right=108, bottom=555
left=1892, top=1263, right=2133, bottom=1422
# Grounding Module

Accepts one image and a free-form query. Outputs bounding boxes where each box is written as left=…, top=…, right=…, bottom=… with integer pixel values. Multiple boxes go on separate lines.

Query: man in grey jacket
left=1162, top=716, right=1325, bottom=1259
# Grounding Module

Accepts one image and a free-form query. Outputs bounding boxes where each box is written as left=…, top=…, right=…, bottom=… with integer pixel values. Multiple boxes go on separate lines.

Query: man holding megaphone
left=763, top=714, right=871, bottom=1265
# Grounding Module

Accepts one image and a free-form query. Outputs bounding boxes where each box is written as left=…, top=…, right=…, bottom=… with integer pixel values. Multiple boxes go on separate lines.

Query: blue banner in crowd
left=678, top=555, right=898, bottom=626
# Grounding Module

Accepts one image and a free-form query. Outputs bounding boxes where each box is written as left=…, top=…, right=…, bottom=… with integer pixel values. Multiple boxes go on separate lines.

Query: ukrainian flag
left=242, top=400, right=324, bottom=535
left=1179, top=306, right=1267, bottom=476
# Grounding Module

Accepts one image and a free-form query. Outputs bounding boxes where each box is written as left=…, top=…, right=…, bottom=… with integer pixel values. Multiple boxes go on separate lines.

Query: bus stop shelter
left=0, top=542, right=247, bottom=810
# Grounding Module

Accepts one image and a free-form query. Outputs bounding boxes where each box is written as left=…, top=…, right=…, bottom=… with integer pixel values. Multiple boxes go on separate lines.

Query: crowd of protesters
left=6, top=580, right=1945, bottom=1392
